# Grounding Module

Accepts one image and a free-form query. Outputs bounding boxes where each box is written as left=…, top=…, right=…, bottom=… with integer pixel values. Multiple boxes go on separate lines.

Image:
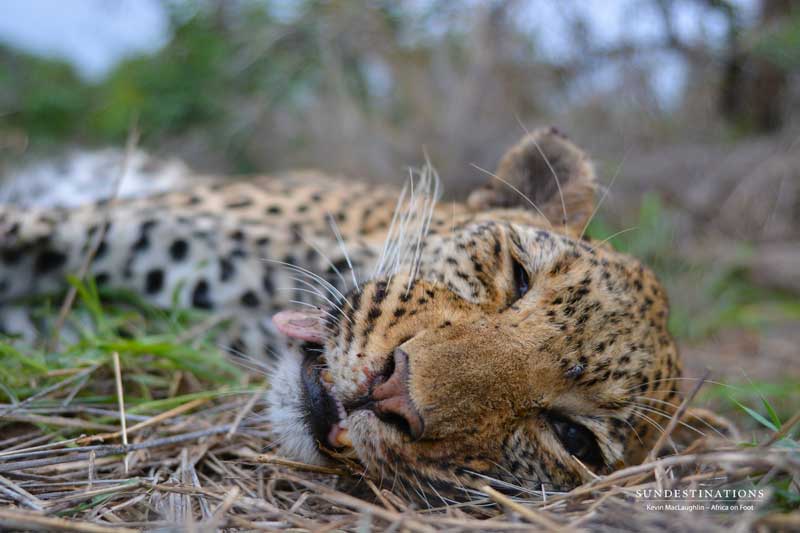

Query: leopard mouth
left=299, top=343, right=351, bottom=450
left=274, top=309, right=421, bottom=454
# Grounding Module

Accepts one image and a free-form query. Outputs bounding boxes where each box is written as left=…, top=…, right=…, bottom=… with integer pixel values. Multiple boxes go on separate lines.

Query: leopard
left=0, top=128, right=731, bottom=497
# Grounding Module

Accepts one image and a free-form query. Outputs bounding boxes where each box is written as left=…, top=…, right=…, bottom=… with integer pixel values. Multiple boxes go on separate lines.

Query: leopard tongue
left=272, top=310, right=328, bottom=343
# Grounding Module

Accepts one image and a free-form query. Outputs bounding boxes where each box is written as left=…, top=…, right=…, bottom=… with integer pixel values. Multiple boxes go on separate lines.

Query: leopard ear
left=273, top=310, right=328, bottom=343
left=467, top=127, right=596, bottom=234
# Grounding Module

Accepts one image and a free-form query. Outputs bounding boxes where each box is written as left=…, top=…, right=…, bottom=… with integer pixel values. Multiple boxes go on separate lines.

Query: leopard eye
left=549, top=414, right=604, bottom=467
left=512, top=256, right=530, bottom=301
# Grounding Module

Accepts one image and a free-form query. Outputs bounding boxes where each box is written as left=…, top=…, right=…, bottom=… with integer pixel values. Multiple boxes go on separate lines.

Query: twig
left=178, top=448, right=191, bottom=524
left=94, top=493, right=148, bottom=522
left=645, top=368, right=710, bottom=463
left=75, top=397, right=209, bottom=445
left=88, top=451, right=96, bottom=491
left=175, top=312, right=232, bottom=345
left=61, top=372, right=92, bottom=407
left=0, top=429, right=102, bottom=458
left=0, top=425, right=233, bottom=474
left=206, top=485, right=240, bottom=529
left=0, top=365, right=98, bottom=416
left=0, top=414, right=116, bottom=432
left=0, top=474, right=45, bottom=510
left=45, top=480, right=143, bottom=506
left=0, top=508, right=137, bottom=533
left=280, top=473, right=437, bottom=533
left=366, top=478, right=398, bottom=513
left=153, top=482, right=315, bottom=530
left=1, top=444, right=134, bottom=462
left=111, top=353, right=129, bottom=474
left=187, top=457, right=212, bottom=520
left=482, top=485, right=565, bottom=532
left=205, top=452, right=256, bottom=499
left=48, top=124, right=139, bottom=351
left=313, top=517, right=358, bottom=533
left=760, top=409, right=800, bottom=448
left=246, top=453, right=350, bottom=476
left=0, top=431, right=45, bottom=450
left=226, top=386, right=265, bottom=439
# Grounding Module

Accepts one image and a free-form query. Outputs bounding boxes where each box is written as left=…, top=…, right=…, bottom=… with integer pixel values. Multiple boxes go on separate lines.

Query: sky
left=0, top=0, right=760, bottom=105
left=0, top=0, right=169, bottom=80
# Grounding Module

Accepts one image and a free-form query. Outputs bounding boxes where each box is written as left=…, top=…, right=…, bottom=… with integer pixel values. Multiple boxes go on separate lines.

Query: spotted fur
left=1, top=129, right=715, bottom=498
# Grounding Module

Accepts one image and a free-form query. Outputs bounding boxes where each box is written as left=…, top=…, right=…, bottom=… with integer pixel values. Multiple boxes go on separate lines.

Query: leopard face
left=267, top=129, right=683, bottom=495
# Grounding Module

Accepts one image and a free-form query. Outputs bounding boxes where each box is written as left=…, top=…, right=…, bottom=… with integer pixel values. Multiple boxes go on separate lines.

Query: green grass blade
left=731, top=398, right=779, bottom=432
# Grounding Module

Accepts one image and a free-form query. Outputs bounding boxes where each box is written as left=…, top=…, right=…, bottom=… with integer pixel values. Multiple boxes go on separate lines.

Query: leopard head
left=267, top=128, right=694, bottom=496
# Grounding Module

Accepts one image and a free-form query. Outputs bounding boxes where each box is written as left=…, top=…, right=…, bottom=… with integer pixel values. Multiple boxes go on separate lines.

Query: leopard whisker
left=466, top=470, right=540, bottom=496
left=427, top=480, right=457, bottom=506
left=383, top=170, right=412, bottom=284
left=628, top=409, right=679, bottom=455
left=411, top=472, right=432, bottom=510
left=265, top=259, right=345, bottom=301
left=595, top=226, right=639, bottom=247
left=276, top=286, right=345, bottom=317
left=580, top=148, right=628, bottom=239
left=284, top=277, right=350, bottom=321
left=487, top=458, right=531, bottom=493
left=407, top=161, right=440, bottom=294
left=375, top=173, right=412, bottom=279
left=389, top=168, right=420, bottom=283
left=285, top=298, right=345, bottom=329
left=622, top=376, right=730, bottom=392
left=632, top=396, right=731, bottom=439
left=470, top=162, right=552, bottom=226
left=285, top=275, right=338, bottom=304
left=297, top=233, right=350, bottom=295
left=264, top=259, right=350, bottom=307
left=623, top=401, right=708, bottom=439
left=326, top=212, right=360, bottom=291
left=217, top=344, right=274, bottom=371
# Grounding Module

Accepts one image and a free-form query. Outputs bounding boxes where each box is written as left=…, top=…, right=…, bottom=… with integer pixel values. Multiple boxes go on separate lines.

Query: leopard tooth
left=334, top=396, right=348, bottom=421
left=334, top=427, right=353, bottom=448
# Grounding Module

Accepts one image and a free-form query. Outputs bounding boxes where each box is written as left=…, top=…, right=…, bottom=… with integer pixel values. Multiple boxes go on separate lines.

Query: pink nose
left=370, top=349, right=425, bottom=440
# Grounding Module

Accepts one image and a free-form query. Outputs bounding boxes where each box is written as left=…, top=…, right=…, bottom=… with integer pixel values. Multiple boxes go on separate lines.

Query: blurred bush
left=1, top=3, right=320, bottom=151
left=4, top=0, right=796, bottom=178
left=753, top=9, right=800, bottom=70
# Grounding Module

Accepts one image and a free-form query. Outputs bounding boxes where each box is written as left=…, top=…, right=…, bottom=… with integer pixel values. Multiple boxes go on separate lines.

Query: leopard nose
left=370, top=349, right=425, bottom=440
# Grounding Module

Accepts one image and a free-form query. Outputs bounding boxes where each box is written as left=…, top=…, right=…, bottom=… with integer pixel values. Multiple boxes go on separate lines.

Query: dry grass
left=0, top=354, right=798, bottom=532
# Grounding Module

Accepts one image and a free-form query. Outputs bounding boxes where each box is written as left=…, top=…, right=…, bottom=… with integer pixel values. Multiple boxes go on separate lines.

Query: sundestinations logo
left=636, top=489, right=767, bottom=512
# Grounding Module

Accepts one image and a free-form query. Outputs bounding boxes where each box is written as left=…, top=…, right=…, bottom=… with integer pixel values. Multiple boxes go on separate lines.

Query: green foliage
left=0, top=53, right=91, bottom=141
left=586, top=192, right=677, bottom=268
left=752, top=10, right=800, bottom=71
left=90, top=14, right=229, bottom=140
left=704, top=379, right=800, bottom=433
left=1, top=3, right=323, bottom=151
left=0, top=276, right=243, bottom=404
left=702, top=380, right=799, bottom=513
